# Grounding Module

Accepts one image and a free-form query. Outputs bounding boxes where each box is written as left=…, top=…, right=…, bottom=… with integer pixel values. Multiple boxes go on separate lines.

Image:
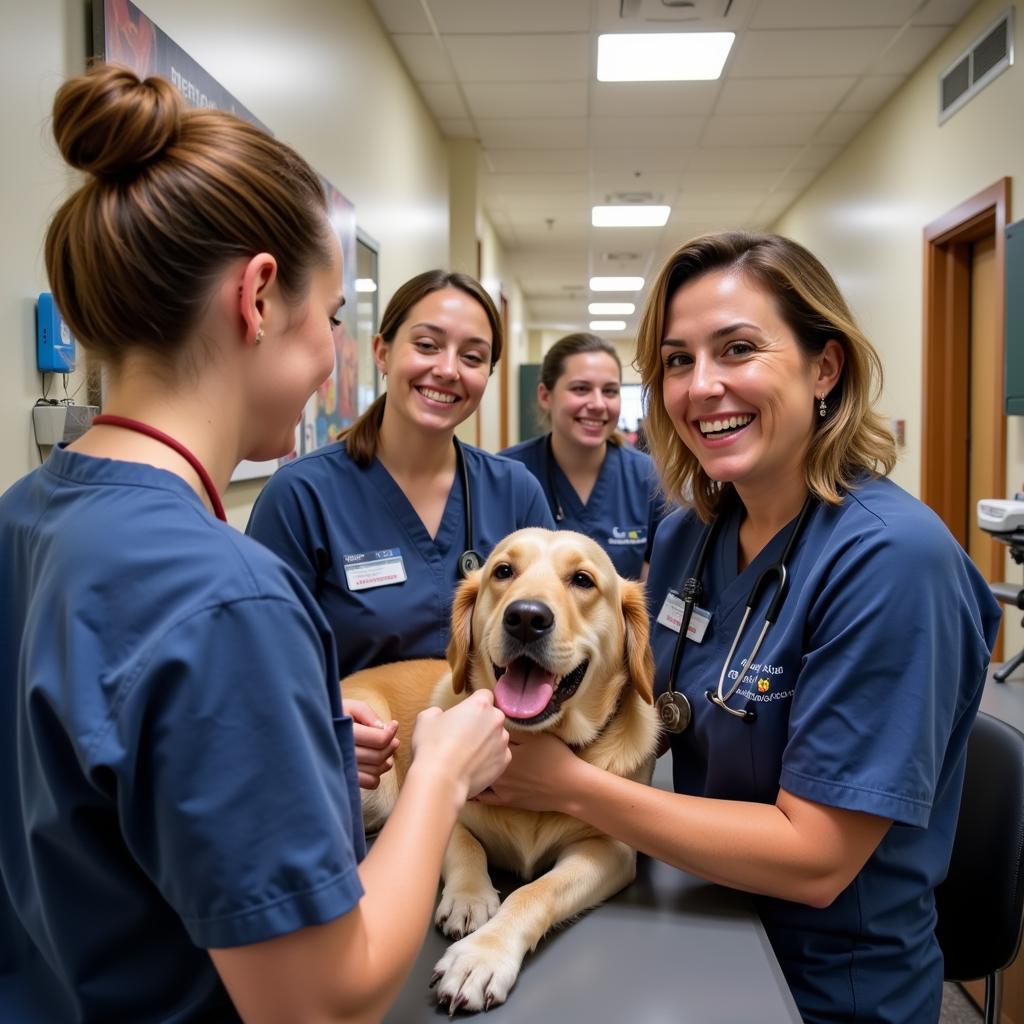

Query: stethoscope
left=454, top=438, right=484, bottom=578
left=544, top=434, right=565, bottom=522
left=655, top=493, right=816, bottom=734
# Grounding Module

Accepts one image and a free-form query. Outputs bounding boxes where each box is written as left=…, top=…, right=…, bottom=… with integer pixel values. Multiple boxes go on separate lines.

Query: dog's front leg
left=432, top=836, right=635, bottom=1013
left=434, top=821, right=500, bottom=939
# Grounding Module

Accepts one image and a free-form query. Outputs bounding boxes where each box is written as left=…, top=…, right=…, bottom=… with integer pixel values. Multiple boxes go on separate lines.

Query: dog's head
left=446, top=528, right=654, bottom=744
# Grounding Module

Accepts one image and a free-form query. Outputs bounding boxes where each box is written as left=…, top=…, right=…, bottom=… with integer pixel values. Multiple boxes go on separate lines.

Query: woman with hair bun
left=501, top=331, right=665, bottom=580
left=0, top=64, right=510, bottom=1023
left=480, top=232, right=1001, bottom=1024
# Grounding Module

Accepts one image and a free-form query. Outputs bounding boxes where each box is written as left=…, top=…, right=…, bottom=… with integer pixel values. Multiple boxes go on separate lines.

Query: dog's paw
left=430, top=930, right=523, bottom=1014
left=435, top=881, right=501, bottom=939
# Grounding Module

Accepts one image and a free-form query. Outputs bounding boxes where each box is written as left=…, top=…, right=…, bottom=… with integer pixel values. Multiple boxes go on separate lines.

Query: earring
left=255, top=325, right=264, bottom=345
left=818, top=394, right=827, bottom=418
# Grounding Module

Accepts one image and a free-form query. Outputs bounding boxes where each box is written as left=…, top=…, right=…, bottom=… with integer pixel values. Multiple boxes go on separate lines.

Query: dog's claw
left=484, top=994, right=494, bottom=1011
left=429, top=970, right=443, bottom=989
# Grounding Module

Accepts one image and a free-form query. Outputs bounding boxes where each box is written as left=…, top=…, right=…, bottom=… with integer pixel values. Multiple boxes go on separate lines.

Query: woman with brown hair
left=0, top=64, right=510, bottom=1023
left=248, top=270, right=553, bottom=784
left=502, top=331, right=664, bottom=580
left=479, top=232, right=1000, bottom=1023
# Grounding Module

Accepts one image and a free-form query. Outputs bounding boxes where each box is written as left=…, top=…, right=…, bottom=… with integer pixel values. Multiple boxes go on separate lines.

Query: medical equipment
left=454, top=438, right=484, bottom=578
left=655, top=494, right=815, bottom=733
left=544, top=434, right=565, bottom=522
left=978, top=499, right=1024, bottom=534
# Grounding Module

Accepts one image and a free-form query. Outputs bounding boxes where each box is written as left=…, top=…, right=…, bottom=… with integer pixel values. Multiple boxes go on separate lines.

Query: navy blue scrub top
left=500, top=434, right=665, bottom=579
left=0, top=445, right=365, bottom=1023
left=646, top=476, right=1000, bottom=1024
left=247, top=440, right=554, bottom=678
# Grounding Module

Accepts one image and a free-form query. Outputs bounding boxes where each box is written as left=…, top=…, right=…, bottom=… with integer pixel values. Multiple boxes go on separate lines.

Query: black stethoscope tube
left=545, top=434, right=565, bottom=522
left=454, top=438, right=483, bottom=578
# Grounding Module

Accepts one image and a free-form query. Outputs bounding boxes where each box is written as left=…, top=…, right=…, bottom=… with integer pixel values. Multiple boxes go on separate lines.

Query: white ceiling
left=370, top=0, right=979, bottom=335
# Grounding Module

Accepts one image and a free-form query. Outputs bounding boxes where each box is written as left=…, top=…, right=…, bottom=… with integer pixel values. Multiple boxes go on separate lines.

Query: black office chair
left=935, top=712, right=1024, bottom=1023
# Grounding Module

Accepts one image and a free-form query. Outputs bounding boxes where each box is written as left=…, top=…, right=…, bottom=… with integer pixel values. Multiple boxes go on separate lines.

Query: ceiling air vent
left=606, top=190, right=660, bottom=205
left=939, top=9, right=1014, bottom=124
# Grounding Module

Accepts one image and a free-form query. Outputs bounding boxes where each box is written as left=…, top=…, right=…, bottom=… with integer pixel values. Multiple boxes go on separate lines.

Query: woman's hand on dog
left=475, top=732, right=584, bottom=814
left=410, top=691, right=511, bottom=803
left=344, top=698, right=400, bottom=790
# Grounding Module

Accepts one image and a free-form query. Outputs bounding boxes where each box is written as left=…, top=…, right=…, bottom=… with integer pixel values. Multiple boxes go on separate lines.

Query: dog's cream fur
left=342, top=528, right=660, bottom=1012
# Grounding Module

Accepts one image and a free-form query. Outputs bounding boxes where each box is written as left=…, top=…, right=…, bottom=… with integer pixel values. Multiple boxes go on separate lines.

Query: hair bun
left=53, top=64, right=182, bottom=179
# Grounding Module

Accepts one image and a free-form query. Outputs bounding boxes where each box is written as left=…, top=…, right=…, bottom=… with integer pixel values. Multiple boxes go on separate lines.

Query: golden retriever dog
left=342, top=528, right=660, bottom=1013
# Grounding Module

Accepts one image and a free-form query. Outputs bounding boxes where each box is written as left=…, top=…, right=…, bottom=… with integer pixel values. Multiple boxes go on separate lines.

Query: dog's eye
left=493, top=562, right=514, bottom=580
left=571, top=571, right=595, bottom=590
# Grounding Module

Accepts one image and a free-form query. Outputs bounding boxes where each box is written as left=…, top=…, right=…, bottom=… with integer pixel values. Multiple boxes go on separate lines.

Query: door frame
left=921, top=177, right=1010, bottom=587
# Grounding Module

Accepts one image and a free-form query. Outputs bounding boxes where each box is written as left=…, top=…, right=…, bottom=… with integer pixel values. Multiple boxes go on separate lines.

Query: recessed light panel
left=355, top=278, right=377, bottom=293
left=592, top=205, right=670, bottom=227
left=597, top=32, right=735, bottom=82
left=589, top=320, right=627, bottom=331
left=588, top=302, right=635, bottom=315
left=589, top=277, right=644, bottom=292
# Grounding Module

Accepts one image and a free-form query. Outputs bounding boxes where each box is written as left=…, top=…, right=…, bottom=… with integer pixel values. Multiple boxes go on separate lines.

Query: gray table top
left=385, top=755, right=801, bottom=1023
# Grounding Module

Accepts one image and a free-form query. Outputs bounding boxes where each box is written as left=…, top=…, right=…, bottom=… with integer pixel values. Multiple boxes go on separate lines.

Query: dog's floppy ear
left=446, top=569, right=481, bottom=694
left=621, top=579, right=655, bottom=704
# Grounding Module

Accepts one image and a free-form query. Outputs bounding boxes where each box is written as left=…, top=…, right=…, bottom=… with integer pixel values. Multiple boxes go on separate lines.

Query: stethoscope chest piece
left=458, top=549, right=483, bottom=578
left=656, top=690, right=692, bottom=734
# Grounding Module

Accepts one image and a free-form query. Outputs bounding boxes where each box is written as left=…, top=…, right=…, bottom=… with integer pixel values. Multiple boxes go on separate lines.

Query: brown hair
left=44, top=63, right=331, bottom=369
left=635, top=232, right=896, bottom=519
left=539, top=332, right=624, bottom=446
left=343, top=270, right=503, bottom=466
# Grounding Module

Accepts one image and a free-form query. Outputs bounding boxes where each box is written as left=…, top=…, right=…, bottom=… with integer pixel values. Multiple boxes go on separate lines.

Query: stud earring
left=255, top=325, right=264, bottom=345
left=818, top=394, right=827, bottom=418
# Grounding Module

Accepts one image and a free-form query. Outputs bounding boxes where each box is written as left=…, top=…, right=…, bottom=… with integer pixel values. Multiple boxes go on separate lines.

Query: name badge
left=657, top=590, right=711, bottom=644
left=343, top=548, right=407, bottom=592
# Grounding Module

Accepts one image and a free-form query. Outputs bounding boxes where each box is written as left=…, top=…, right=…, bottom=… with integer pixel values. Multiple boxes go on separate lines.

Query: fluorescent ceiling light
left=592, top=205, right=670, bottom=227
left=590, top=276, right=644, bottom=292
left=588, top=302, right=635, bottom=315
left=355, top=278, right=377, bottom=293
left=590, top=320, right=627, bottom=331
left=597, top=32, right=735, bottom=82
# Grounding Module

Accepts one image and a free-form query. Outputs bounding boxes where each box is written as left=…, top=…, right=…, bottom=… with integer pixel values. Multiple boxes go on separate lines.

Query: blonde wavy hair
left=635, top=232, right=896, bottom=520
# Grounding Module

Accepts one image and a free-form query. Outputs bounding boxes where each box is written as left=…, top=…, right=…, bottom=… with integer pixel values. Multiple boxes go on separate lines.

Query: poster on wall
left=93, top=0, right=363, bottom=480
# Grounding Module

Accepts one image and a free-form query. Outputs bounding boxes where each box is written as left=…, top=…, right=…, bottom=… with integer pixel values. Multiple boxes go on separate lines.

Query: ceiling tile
left=701, top=112, right=826, bottom=147
left=813, top=110, right=872, bottom=145
left=419, top=82, right=469, bottom=120
left=391, top=34, right=454, bottom=82
left=369, top=0, right=433, bottom=34
left=791, top=144, right=843, bottom=171
left=437, top=118, right=477, bottom=138
left=680, top=169, right=788, bottom=191
left=484, top=149, right=590, bottom=173
left=910, top=0, right=979, bottom=26
left=475, top=118, right=588, bottom=148
left=482, top=173, right=586, bottom=194
left=429, top=0, right=593, bottom=33
left=838, top=75, right=907, bottom=112
left=590, top=81, right=720, bottom=117
left=729, top=28, right=895, bottom=77
left=464, top=81, right=587, bottom=119
left=716, top=77, right=857, bottom=115
left=675, top=191, right=764, bottom=212
left=590, top=115, right=705, bottom=148
left=589, top=171, right=686, bottom=198
left=750, top=1, right=920, bottom=29
left=870, top=25, right=952, bottom=75
left=588, top=149, right=695, bottom=173
left=687, top=146, right=802, bottom=170
left=445, top=34, right=589, bottom=82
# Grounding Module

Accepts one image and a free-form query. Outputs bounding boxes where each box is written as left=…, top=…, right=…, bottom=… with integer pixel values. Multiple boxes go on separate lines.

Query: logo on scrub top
left=757, top=678, right=771, bottom=693
left=608, top=526, right=646, bottom=546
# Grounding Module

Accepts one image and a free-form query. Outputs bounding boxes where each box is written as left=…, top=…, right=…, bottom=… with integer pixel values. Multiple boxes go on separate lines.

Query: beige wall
left=774, top=0, right=1021, bottom=640
left=775, top=0, right=1019, bottom=499
left=1, top=0, right=450, bottom=530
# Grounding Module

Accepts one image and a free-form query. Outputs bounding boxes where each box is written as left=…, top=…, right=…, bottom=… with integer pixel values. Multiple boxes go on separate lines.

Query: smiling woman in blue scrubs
left=248, top=271, right=552, bottom=783
left=502, top=332, right=665, bottom=580
left=479, top=232, right=1001, bottom=1024
left=0, top=64, right=510, bottom=1023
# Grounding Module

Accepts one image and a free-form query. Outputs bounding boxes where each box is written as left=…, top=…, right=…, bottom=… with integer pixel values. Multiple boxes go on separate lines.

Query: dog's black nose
left=503, top=600, right=554, bottom=643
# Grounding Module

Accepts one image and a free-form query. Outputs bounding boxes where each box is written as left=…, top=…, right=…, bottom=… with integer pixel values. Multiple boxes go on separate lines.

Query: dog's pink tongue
left=494, top=661, right=556, bottom=719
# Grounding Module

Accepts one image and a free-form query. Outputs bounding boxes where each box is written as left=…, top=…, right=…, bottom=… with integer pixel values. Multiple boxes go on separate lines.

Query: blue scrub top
left=646, top=477, right=1000, bottom=1024
left=0, top=446, right=366, bottom=1023
left=500, top=435, right=665, bottom=579
left=247, top=440, right=554, bottom=678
